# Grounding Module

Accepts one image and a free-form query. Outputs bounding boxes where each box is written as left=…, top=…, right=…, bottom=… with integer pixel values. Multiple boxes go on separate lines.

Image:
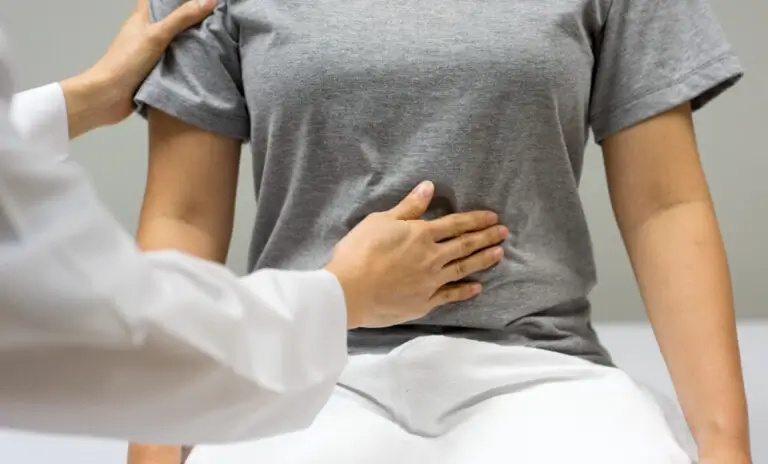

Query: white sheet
left=1, top=322, right=764, bottom=463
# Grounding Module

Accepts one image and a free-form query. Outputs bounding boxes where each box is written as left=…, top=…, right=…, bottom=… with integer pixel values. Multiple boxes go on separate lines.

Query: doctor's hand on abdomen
left=325, top=181, right=508, bottom=329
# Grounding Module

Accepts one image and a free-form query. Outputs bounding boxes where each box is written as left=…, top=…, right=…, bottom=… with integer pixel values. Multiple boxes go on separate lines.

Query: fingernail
left=493, top=247, right=504, bottom=258
left=471, top=283, right=483, bottom=294
left=198, top=0, right=215, bottom=8
left=497, top=226, right=509, bottom=238
left=486, top=212, right=498, bottom=225
left=415, top=181, right=434, bottom=198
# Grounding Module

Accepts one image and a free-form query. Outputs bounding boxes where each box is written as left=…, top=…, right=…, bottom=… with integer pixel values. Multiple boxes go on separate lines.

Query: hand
left=325, top=181, right=508, bottom=329
left=61, top=0, right=217, bottom=138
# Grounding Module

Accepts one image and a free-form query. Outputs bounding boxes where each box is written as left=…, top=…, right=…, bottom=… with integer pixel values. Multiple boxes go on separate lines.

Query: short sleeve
left=134, top=0, right=250, bottom=141
left=589, top=0, right=743, bottom=143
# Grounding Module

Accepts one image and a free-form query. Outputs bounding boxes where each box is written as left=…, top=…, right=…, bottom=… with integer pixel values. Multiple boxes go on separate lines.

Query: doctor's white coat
left=0, top=34, right=348, bottom=445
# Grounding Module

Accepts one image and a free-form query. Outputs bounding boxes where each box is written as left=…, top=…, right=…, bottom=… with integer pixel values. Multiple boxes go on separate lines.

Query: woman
left=131, top=0, right=750, bottom=462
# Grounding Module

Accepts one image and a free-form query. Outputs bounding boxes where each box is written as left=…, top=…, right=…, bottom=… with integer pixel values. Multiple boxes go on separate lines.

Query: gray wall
left=3, top=0, right=765, bottom=320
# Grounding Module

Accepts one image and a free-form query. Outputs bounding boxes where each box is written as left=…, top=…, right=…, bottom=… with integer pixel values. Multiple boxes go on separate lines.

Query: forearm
left=621, top=199, right=749, bottom=453
left=130, top=107, right=242, bottom=461
left=128, top=444, right=182, bottom=464
left=126, top=444, right=192, bottom=464
left=136, top=216, right=230, bottom=261
left=129, top=219, right=225, bottom=464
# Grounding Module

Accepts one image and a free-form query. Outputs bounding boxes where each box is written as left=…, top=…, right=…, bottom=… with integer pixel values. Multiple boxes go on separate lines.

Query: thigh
left=439, top=370, right=692, bottom=464
left=187, top=388, right=432, bottom=464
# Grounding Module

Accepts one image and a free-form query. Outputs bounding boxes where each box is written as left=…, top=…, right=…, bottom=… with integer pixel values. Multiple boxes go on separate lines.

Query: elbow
left=613, top=195, right=714, bottom=238
left=140, top=107, right=241, bottom=259
left=136, top=212, right=233, bottom=263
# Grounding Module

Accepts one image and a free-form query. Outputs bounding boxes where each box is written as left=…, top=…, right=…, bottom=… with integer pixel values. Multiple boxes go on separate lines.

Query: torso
left=233, top=0, right=613, bottom=365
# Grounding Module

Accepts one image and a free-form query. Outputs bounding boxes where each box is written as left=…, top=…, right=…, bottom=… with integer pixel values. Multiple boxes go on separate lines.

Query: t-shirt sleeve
left=134, top=0, right=250, bottom=141
left=589, top=0, right=743, bottom=143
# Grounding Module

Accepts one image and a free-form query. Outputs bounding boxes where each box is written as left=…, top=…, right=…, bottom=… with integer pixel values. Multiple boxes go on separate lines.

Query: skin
left=131, top=103, right=751, bottom=464
left=603, top=103, right=750, bottom=464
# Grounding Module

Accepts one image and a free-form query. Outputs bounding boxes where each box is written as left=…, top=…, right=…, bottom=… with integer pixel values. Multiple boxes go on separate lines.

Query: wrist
left=323, top=264, right=367, bottom=330
left=697, top=431, right=751, bottom=462
left=699, top=447, right=751, bottom=464
left=60, top=70, right=116, bottom=139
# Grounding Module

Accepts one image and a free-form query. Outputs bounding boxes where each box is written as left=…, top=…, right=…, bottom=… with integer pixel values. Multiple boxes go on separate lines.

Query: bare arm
left=128, top=107, right=241, bottom=464
left=137, top=108, right=241, bottom=259
left=602, top=103, right=750, bottom=463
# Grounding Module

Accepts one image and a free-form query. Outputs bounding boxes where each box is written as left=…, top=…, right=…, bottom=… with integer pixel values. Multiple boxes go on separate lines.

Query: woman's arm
left=137, top=108, right=241, bottom=260
left=128, top=107, right=241, bottom=464
left=602, top=103, right=750, bottom=463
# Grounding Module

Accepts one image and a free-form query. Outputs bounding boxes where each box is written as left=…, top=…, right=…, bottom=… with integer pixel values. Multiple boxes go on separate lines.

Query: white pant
left=188, top=336, right=695, bottom=464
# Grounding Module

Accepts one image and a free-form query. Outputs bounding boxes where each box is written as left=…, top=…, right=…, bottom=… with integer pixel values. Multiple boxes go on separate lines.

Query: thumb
left=386, top=181, right=434, bottom=220
left=153, top=0, right=217, bottom=42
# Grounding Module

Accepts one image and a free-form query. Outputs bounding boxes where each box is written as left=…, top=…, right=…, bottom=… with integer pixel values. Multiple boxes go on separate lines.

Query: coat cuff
left=10, top=83, right=69, bottom=162
left=239, top=269, right=349, bottom=385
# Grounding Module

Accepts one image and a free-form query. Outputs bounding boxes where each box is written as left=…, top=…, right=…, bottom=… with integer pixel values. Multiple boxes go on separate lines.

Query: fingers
left=150, top=0, right=217, bottom=44
left=427, top=210, right=499, bottom=242
left=438, top=225, right=508, bottom=264
left=429, top=282, right=483, bottom=308
left=439, top=245, right=504, bottom=284
left=385, top=181, right=435, bottom=220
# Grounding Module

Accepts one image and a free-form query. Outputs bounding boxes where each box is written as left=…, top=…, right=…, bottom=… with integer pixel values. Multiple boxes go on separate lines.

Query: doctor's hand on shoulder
left=327, top=180, right=508, bottom=329
left=60, top=0, right=217, bottom=139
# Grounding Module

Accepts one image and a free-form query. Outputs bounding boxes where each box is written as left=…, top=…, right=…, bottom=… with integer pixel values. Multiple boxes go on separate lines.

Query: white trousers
left=188, top=336, right=696, bottom=464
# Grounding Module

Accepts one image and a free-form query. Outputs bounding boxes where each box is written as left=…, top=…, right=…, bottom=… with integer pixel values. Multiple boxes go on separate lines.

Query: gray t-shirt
left=135, top=0, right=742, bottom=366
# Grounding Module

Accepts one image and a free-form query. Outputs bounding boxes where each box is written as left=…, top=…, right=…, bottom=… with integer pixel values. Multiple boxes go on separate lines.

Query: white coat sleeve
left=10, top=82, right=69, bottom=161
left=0, top=83, right=348, bottom=443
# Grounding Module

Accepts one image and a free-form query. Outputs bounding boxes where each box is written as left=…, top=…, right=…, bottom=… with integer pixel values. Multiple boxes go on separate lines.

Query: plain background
left=2, top=0, right=766, bottom=321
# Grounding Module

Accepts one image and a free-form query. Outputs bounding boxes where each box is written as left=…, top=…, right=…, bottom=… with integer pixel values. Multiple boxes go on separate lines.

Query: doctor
left=0, top=0, right=507, bottom=445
